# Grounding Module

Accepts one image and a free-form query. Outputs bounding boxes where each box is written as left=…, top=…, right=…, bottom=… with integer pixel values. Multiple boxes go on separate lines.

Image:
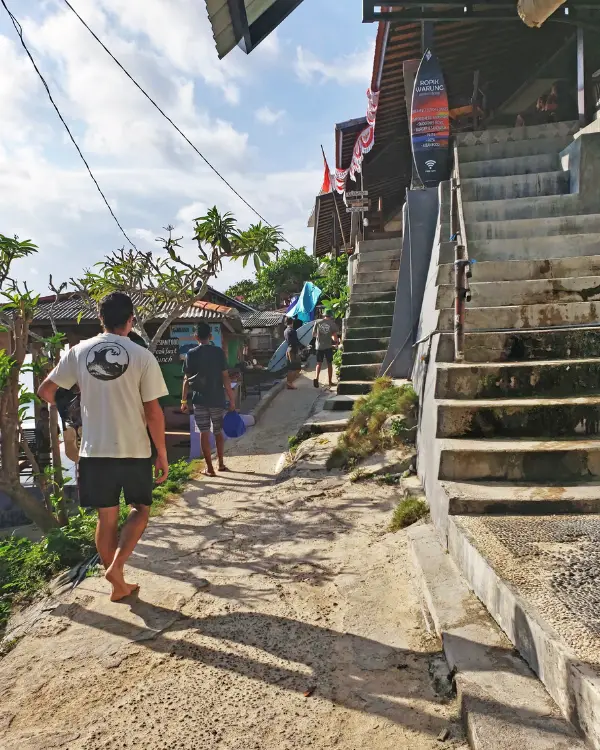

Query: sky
left=0, top=0, right=375, bottom=294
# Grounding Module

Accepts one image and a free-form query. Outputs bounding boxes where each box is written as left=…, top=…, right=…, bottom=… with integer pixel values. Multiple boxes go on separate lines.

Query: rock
left=382, top=415, right=417, bottom=443
left=358, top=449, right=414, bottom=477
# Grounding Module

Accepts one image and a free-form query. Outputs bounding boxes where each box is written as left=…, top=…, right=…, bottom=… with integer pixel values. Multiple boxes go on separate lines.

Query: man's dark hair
left=99, top=292, right=134, bottom=331
left=196, top=322, right=211, bottom=340
left=286, top=317, right=295, bottom=326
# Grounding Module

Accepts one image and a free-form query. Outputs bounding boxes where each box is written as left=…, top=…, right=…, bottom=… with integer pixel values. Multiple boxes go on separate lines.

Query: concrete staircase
left=414, top=121, right=600, bottom=748
left=331, top=236, right=401, bottom=408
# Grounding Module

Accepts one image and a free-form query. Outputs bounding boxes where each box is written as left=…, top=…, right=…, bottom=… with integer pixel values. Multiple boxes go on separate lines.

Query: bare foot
left=203, top=467, right=216, bottom=477
left=105, top=567, right=139, bottom=602
left=218, top=464, right=230, bottom=472
left=286, top=385, right=297, bottom=390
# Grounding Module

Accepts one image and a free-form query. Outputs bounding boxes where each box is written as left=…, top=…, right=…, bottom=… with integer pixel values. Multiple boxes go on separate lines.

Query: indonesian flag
left=320, top=146, right=332, bottom=194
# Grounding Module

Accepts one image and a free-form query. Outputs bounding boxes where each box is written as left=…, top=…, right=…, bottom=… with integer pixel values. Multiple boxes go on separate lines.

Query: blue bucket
left=223, top=411, right=247, bottom=439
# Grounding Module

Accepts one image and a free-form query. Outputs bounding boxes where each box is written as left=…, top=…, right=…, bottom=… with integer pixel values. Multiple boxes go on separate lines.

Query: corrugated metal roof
left=204, top=0, right=305, bottom=58
left=32, top=295, right=239, bottom=325
left=241, top=310, right=286, bottom=328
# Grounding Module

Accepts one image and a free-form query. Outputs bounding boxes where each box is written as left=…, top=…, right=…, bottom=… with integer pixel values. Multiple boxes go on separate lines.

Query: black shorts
left=79, top=457, right=154, bottom=509
left=316, top=348, right=334, bottom=364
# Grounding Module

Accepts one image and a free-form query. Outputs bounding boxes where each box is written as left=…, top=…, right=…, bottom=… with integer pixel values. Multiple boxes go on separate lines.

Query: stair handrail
left=451, top=139, right=472, bottom=362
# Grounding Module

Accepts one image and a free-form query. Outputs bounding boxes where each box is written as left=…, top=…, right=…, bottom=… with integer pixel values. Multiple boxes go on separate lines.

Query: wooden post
left=577, top=25, right=586, bottom=127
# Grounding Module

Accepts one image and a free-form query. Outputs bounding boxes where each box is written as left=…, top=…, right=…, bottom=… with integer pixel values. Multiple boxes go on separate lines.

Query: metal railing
left=450, top=141, right=472, bottom=362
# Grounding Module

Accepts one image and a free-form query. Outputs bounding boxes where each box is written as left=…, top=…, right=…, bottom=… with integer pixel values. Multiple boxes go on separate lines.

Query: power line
left=1, top=0, right=137, bottom=249
left=61, top=0, right=295, bottom=249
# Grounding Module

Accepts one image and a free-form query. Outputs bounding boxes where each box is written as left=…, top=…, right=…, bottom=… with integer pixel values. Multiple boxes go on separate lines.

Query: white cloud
left=294, top=42, right=374, bottom=86
left=0, top=1, right=323, bottom=298
left=255, top=106, right=285, bottom=125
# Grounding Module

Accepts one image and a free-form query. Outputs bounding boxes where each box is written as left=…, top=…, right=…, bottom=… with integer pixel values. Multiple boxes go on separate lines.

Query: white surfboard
left=267, top=321, right=314, bottom=372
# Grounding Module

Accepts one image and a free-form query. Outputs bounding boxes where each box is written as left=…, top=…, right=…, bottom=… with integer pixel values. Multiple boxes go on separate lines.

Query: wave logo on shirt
left=86, top=343, right=130, bottom=381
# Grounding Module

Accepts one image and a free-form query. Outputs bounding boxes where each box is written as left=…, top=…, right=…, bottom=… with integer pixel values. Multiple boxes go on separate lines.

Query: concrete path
left=0, top=369, right=466, bottom=750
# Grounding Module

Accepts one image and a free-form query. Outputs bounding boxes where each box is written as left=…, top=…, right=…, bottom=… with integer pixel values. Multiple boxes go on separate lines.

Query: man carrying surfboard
left=312, top=310, right=339, bottom=389
left=284, top=317, right=302, bottom=390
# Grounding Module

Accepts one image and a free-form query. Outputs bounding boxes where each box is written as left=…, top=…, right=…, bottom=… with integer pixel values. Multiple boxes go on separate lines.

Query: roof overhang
left=362, top=1, right=599, bottom=26
left=205, top=0, right=305, bottom=59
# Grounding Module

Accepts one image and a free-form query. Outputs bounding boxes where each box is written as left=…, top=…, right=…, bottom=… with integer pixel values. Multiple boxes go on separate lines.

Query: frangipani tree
left=74, top=208, right=283, bottom=352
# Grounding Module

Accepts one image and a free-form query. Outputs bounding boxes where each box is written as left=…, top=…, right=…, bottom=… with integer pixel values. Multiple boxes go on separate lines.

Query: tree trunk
left=0, top=478, right=59, bottom=532
left=0, top=318, right=59, bottom=533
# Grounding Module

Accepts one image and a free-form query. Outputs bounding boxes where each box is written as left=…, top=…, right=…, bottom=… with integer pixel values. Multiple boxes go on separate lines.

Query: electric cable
left=1, top=0, right=137, bottom=249
left=61, top=0, right=295, bottom=248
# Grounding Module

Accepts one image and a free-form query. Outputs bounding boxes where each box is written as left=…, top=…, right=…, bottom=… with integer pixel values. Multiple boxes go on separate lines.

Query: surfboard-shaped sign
left=410, top=49, right=450, bottom=187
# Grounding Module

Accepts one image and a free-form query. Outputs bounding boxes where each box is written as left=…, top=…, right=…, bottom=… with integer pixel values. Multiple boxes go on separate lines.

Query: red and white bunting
left=335, top=88, right=380, bottom=194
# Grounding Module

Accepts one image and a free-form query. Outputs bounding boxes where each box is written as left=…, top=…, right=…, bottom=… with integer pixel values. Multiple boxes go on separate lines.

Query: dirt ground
left=0, top=369, right=467, bottom=750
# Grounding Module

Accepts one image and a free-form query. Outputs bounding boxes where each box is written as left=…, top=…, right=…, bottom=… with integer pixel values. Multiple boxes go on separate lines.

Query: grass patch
left=328, top=378, right=418, bottom=470
left=389, top=497, right=428, bottom=532
left=0, top=458, right=199, bottom=637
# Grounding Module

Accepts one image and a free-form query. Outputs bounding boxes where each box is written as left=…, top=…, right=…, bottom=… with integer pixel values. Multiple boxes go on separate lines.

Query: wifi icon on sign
left=425, top=160, right=436, bottom=169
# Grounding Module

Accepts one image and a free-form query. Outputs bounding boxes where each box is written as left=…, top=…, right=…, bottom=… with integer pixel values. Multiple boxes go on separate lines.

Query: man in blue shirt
left=181, top=323, right=236, bottom=476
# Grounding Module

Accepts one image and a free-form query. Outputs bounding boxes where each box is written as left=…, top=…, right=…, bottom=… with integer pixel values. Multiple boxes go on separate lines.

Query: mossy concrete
left=437, top=398, right=600, bottom=439
left=436, top=359, right=600, bottom=399
left=436, top=328, right=600, bottom=364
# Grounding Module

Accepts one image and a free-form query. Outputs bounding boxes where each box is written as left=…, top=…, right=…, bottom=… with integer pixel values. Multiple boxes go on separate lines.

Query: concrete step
left=339, top=363, right=380, bottom=382
left=343, top=336, right=390, bottom=353
left=437, top=255, right=600, bottom=285
left=458, top=136, right=573, bottom=164
left=455, top=120, right=579, bottom=147
left=436, top=326, right=600, bottom=364
left=348, top=301, right=395, bottom=317
left=355, top=257, right=401, bottom=273
left=459, top=152, right=559, bottom=179
left=463, top=193, right=580, bottom=223
left=462, top=234, right=600, bottom=264
left=301, top=409, right=349, bottom=434
left=449, top=514, right=600, bottom=749
left=354, top=269, right=399, bottom=285
left=342, top=349, right=387, bottom=366
left=323, top=394, right=360, bottom=412
left=408, top=523, right=588, bottom=750
left=466, top=213, right=600, bottom=240
left=350, top=289, right=396, bottom=303
left=461, top=171, right=569, bottom=202
left=345, top=325, right=392, bottom=340
left=357, top=236, right=402, bottom=254
left=435, top=358, right=600, bottom=399
left=443, top=480, right=600, bottom=515
left=438, top=301, right=600, bottom=331
left=439, top=437, right=600, bottom=482
left=337, top=380, right=373, bottom=395
left=437, top=396, right=600, bottom=439
left=437, top=276, right=600, bottom=309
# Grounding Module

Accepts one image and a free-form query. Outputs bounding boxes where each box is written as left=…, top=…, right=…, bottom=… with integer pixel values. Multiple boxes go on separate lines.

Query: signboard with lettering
left=410, top=49, right=450, bottom=187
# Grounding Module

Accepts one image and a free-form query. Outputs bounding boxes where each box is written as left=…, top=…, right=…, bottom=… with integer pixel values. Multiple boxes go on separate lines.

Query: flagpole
left=321, top=145, right=347, bottom=253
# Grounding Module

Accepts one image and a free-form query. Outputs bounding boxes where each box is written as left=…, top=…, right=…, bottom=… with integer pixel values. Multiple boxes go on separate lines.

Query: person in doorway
left=181, top=322, right=236, bottom=477
left=284, top=317, right=302, bottom=390
left=313, top=310, right=339, bottom=389
left=38, top=292, right=169, bottom=602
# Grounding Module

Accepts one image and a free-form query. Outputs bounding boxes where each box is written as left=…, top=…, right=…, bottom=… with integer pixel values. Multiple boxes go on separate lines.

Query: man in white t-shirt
left=38, top=292, right=169, bottom=602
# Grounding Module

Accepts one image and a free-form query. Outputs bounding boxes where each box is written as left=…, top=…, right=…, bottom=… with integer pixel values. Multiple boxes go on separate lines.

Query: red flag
left=320, top=146, right=332, bottom=194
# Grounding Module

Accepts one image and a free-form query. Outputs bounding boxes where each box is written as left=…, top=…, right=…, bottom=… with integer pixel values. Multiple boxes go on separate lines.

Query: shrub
left=389, top=497, right=428, bottom=532
left=328, top=379, right=418, bottom=469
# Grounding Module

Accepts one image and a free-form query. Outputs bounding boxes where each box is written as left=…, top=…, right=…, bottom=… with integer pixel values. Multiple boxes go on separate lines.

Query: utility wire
left=1, top=0, right=137, bottom=249
left=61, top=0, right=295, bottom=248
